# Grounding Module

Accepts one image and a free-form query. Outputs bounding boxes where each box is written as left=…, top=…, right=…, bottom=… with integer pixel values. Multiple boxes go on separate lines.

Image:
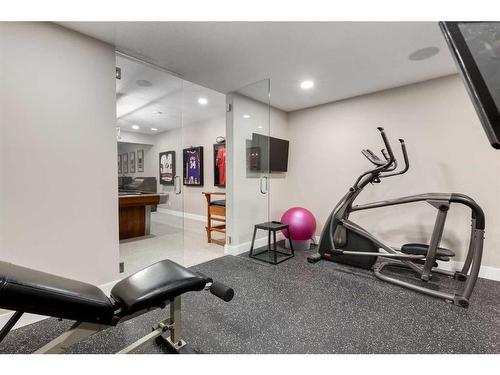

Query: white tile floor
left=119, top=211, right=226, bottom=276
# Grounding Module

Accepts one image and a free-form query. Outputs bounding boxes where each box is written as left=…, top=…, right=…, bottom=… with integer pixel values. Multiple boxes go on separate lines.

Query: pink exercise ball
left=281, top=207, right=316, bottom=241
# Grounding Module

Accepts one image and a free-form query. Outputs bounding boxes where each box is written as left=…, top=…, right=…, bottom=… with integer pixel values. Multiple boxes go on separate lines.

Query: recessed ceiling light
left=151, top=128, right=158, bottom=131
left=132, top=125, right=140, bottom=130
left=198, top=97, right=208, bottom=105
left=408, top=47, right=440, bottom=61
left=243, top=114, right=251, bottom=119
left=258, top=126, right=263, bottom=129
left=136, top=79, right=152, bottom=87
left=300, top=80, right=314, bottom=90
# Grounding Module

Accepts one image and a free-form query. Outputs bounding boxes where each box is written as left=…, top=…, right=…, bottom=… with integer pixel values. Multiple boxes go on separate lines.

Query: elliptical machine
left=308, top=127, right=485, bottom=308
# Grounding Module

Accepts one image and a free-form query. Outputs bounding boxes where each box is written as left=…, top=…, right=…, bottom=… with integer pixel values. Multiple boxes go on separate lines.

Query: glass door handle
left=260, top=176, right=268, bottom=194
left=174, top=176, right=182, bottom=195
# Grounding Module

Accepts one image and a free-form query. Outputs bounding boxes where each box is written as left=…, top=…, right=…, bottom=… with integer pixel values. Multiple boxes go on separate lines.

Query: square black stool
left=249, top=221, right=294, bottom=265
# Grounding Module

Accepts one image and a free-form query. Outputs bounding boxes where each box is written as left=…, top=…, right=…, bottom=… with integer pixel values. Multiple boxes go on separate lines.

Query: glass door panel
left=116, top=54, right=184, bottom=274
left=180, top=82, right=227, bottom=267
left=226, top=79, right=271, bottom=260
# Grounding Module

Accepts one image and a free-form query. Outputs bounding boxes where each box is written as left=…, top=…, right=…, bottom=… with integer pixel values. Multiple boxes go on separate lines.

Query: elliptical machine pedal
left=307, top=253, right=322, bottom=263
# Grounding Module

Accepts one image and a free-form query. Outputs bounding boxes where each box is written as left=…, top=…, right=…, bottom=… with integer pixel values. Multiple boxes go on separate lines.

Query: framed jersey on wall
left=159, top=151, right=175, bottom=185
left=183, top=146, right=204, bottom=186
left=213, top=143, right=226, bottom=187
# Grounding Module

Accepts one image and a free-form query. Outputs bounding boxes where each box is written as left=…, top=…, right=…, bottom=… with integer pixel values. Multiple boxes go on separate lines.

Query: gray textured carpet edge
left=1, top=250, right=499, bottom=354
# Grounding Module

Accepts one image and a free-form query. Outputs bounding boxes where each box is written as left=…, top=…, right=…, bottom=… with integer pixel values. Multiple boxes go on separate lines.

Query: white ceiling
left=61, top=22, right=457, bottom=112
left=116, top=55, right=225, bottom=134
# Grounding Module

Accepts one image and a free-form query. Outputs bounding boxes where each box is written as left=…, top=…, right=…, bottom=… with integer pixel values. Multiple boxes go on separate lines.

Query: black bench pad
left=210, top=200, right=226, bottom=207
left=401, top=243, right=455, bottom=258
left=0, top=261, right=114, bottom=324
left=110, top=260, right=206, bottom=315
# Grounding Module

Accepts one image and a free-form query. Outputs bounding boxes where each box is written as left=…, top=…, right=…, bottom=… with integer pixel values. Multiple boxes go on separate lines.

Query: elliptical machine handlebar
left=376, top=127, right=395, bottom=167
left=361, top=128, right=396, bottom=169
left=361, top=149, right=386, bottom=166
left=381, top=148, right=390, bottom=161
left=354, top=128, right=409, bottom=188
left=379, top=138, right=410, bottom=178
left=399, top=139, right=409, bottom=172
left=381, top=149, right=398, bottom=172
left=353, top=128, right=396, bottom=187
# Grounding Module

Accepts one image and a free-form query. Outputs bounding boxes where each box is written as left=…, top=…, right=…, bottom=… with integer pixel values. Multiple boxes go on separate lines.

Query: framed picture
left=159, top=151, right=175, bottom=185
left=137, top=149, right=144, bottom=172
left=183, top=146, right=204, bottom=186
left=118, top=154, right=122, bottom=174
left=122, top=153, right=128, bottom=173
left=129, top=151, right=135, bottom=173
left=213, top=143, right=226, bottom=187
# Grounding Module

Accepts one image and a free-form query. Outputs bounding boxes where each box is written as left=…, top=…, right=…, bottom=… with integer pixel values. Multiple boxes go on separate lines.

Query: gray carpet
left=1, top=250, right=499, bottom=354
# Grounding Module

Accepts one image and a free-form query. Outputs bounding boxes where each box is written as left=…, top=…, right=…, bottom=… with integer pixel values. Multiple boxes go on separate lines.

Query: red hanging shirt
left=216, top=146, right=226, bottom=185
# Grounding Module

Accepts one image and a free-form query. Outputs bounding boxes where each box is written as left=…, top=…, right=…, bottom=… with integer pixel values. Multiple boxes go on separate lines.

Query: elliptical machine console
left=308, top=127, right=485, bottom=308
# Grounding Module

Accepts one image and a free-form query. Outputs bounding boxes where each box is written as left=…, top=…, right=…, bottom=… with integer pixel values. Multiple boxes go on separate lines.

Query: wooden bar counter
left=119, top=193, right=160, bottom=240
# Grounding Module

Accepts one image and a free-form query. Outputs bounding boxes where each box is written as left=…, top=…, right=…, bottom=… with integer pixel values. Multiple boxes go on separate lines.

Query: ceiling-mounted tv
left=440, top=22, right=500, bottom=149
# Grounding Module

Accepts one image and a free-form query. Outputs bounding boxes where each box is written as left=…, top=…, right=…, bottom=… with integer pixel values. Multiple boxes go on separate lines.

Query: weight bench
left=0, top=259, right=234, bottom=354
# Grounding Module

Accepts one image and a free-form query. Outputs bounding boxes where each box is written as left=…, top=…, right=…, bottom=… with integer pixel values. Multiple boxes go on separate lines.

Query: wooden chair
left=202, top=192, right=226, bottom=246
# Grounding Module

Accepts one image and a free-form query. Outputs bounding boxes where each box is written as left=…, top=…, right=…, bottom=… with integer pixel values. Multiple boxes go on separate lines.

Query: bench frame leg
left=34, top=296, right=188, bottom=354
left=118, top=296, right=186, bottom=353
left=0, top=311, right=24, bottom=343
left=117, top=317, right=171, bottom=354
left=35, top=321, right=109, bottom=354
left=165, top=296, right=186, bottom=350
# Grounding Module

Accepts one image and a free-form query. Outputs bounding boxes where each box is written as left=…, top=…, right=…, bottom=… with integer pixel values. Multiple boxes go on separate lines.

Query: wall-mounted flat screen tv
left=440, top=22, right=500, bottom=149
left=250, top=133, right=289, bottom=172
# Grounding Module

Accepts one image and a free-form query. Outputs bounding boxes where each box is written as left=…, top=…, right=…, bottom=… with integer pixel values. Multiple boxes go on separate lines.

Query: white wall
left=0, top=23, right=119, bottom=285
left=284, top=75, right=500, bottom=269
left=118, top=130, right=155, bottom=146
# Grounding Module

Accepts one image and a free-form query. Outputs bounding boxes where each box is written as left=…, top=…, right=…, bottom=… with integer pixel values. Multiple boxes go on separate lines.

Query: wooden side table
left=203, top=192, right=226, bottom=246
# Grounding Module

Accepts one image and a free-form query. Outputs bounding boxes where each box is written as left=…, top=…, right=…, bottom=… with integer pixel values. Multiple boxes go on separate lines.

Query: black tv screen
left=251, top=133, right=289, bottom=172
left=440, top=22, right=500, bottom=149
